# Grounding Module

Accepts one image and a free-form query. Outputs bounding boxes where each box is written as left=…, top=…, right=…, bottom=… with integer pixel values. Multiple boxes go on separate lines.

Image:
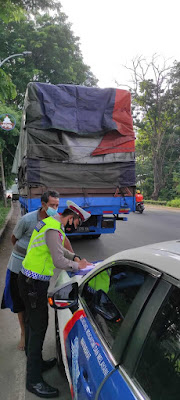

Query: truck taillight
left=119, top=208, right=130, bottom=214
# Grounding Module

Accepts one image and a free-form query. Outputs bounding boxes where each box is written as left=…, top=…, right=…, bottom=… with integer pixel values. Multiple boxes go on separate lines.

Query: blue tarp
left=35, top=83, right=117, bottom=133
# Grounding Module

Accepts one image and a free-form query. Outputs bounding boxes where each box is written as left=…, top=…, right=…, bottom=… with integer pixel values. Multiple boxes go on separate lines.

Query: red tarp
left=92, top=89, right=135, bottom=156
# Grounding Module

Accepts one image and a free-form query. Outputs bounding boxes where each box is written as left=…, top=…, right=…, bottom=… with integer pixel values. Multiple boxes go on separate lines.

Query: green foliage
left=144, top=198, right=180, bottom=207
left=135, top=155, right=154, bottom=199
left=166, top=198, right=180, bottom=208
left=0, top=0, right=24, bottom=23
left=158, top=183, right=177, bottom=201
left=175, top=184, right=180, bottom=195
left=0, top=69, right=17, bottom=103
left=1, top=0, right=60, bottom=22
left=144, top=200, right=167, bottom=205
left=0, top=105, right=21, bottom=185
left=131, top=56, right=180, bottom=200
left=0, top=12, right=98, bottom=107
left=172, top=171, right=180, bottom=195
left=0, top=200, right=11, bottom=228
left=11, top=0, right=61, bottom=12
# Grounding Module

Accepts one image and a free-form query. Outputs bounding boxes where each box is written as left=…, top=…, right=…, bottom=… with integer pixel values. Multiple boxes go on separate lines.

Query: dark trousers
left=18, top=272, right=49, bottom=383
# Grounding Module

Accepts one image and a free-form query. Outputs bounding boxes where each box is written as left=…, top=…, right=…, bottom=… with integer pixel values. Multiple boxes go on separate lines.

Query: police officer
left=18, top=201, right=91, bottom=398
left=1, top=190, right=73, bottom=352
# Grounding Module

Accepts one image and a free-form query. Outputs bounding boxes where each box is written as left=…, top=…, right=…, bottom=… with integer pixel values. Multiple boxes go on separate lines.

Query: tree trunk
left=151, top=188, right=160, bottom=201
left=0, top=183, right=3, bottom=200
left=0, top=152, right=7, bottom=207
left=151, top=156, right=161, bottom=200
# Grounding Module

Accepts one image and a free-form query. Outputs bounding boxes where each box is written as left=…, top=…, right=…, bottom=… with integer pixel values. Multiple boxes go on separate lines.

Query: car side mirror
left=48, top=282, right=78, bottom=311
left=93, top=289, right=123, bottom=322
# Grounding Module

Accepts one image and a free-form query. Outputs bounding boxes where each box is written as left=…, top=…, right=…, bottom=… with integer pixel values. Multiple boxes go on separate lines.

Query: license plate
left=77, top=226, right=89, bottom=232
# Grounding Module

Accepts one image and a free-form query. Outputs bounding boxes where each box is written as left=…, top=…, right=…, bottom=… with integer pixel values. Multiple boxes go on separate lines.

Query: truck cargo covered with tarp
left=13, top=82, right=136, bottom=235
left=14, top=83, right=135, bottom=188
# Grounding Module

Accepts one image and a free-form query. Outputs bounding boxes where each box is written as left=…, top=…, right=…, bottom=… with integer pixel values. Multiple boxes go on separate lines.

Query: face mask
left=65, top=220, right=76, bottom=233
left=46, top=207, right=58, bottom=217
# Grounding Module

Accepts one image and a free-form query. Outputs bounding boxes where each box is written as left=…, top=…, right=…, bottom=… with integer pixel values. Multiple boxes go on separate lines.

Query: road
left=0, top=203, right=179, bottom=400
left=72, top=205, right=180, bottom=261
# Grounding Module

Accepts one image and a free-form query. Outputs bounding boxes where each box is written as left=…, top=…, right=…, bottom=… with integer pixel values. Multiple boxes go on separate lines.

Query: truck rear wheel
left=91, top=234, right=101, bottom=239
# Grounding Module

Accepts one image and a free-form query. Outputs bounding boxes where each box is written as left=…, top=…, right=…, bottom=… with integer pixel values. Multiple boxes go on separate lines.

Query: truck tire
left=91, top=234, right=101, bottom=239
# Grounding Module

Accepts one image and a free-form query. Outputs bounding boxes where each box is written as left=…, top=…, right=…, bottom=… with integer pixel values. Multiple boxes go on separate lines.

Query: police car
left=48, top=240, right=180, bottom=400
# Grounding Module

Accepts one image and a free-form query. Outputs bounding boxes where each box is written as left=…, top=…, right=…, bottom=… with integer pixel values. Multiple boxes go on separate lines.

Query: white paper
left=76, top=263, right=97, bottom=275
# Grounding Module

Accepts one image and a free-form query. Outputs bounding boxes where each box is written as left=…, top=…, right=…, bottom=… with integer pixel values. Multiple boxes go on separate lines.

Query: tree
left=0, top=69, right=17, bottom=103
left=11, top=0, right=61, bottom=12
left=136, top=155, right=154, bottom=199
left=0, top=105, right=21, bottom=186
left=124, top=56, right=180, bottom=200
left=0, top=0, right=24, bottom=23
left=0, top=0, right=25, bottom=104
left=0, top=0, right=60, bottom=22
left=0, top=12, right=98, bottom=107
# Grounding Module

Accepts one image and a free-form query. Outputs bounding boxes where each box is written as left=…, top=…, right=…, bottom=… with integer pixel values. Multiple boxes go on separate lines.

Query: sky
left=60, top=0, right=180, bottom=88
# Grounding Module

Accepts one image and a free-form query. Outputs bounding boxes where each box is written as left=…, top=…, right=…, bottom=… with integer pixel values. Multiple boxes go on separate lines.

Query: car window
left=134, top=285, right=180, bottom=400
left=81, top=264, right=147, bottom=349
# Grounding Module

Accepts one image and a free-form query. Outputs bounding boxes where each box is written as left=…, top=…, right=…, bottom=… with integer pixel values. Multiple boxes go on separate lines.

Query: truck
left=13, top=82, right=136, bottom=238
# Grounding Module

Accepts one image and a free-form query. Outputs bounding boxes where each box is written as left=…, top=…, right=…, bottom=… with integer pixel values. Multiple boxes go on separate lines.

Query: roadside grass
left=144, top=198, right=180, bottom=208
left=0, top=200, right=11, bottom=229
left=144, top=200, right=167, bottom=206
left=167, top=198, right=180, bottom=208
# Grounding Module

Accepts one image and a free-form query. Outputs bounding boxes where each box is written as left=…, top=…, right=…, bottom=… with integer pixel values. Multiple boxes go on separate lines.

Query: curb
left=0, top=203, right=14, bottom=242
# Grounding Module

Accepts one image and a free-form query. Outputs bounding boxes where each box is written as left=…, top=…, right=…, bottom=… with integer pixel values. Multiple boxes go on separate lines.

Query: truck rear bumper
left=67, top=215, right=116, bottom=236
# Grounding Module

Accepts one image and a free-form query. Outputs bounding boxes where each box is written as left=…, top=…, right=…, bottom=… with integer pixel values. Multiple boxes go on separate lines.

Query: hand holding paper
left=78, top=259, right=92, bottom=270
left=77, top=262, right=98, bottom=275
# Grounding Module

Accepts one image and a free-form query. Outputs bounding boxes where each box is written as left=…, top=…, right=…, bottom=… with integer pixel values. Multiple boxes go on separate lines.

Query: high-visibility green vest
left=22, top=216, right=65, bottom=277
left=89, top=269, right=110, bottom=293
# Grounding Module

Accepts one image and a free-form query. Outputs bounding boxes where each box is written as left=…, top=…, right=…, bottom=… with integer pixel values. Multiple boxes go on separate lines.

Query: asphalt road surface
left=72, top=204, right=180, bottom=261
left=0, top=203, right=179, bottom=400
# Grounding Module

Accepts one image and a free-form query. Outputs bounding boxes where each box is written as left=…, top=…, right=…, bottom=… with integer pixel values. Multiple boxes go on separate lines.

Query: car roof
left=92, top=240, right=180, bottom=281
